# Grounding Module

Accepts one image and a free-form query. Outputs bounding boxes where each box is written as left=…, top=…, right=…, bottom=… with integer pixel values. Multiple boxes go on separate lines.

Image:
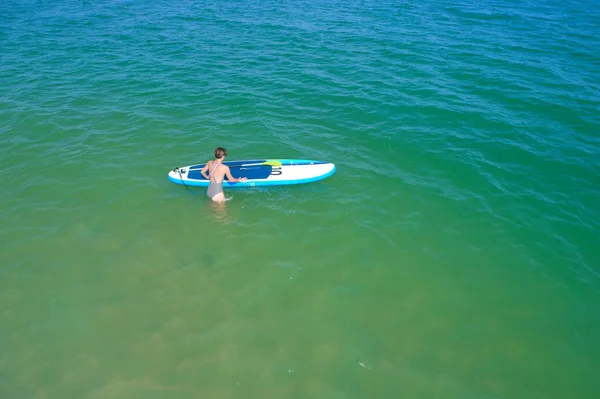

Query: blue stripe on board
left=187, top=164, right=273, bottom=180
left=185, top=159, right=327, bottom=170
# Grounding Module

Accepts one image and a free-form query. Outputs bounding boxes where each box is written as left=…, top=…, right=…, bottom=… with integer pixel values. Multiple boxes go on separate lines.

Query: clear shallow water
left=1, top=0, right=599, bottom=398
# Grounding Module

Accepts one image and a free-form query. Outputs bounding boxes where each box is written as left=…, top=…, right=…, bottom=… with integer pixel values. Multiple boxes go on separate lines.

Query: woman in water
left=201, top=147, right=247, bottom=202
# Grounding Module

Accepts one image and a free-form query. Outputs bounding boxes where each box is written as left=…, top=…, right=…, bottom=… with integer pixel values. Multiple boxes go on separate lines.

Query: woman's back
left=208, top=161, right=226, bottom=184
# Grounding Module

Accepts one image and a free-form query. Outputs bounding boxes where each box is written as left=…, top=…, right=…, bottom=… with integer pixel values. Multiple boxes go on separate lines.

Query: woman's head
left=214, top=147, right=227, bottom=159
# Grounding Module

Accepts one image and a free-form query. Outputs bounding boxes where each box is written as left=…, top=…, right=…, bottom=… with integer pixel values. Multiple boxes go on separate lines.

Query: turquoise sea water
left=1, top=0, right=599, bottom=397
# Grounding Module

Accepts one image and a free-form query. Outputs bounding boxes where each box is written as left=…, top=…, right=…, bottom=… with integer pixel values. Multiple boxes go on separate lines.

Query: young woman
left=200, top=147, right=247, bottom=202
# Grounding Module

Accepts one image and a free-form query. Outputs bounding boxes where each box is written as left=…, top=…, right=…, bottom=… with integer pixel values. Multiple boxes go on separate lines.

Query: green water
left=1, top=0, right=599, bottom=398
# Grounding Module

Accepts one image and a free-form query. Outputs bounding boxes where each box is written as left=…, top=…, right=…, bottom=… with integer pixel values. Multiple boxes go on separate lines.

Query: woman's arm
left=201, top=161, right=211, bottom=179
left=225, top=166, right=247, bottom=182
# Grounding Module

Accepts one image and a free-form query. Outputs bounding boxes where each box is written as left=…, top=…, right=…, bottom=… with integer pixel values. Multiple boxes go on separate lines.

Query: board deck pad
left=168, top=159, right=336, bottom=187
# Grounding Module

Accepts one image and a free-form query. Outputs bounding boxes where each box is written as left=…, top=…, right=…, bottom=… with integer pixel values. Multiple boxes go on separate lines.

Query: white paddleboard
left=168, top=159, right=336, bottom=187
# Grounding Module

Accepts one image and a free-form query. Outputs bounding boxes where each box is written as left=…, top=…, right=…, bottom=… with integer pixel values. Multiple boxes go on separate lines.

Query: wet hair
left=214, top=147, right=227, bottom=159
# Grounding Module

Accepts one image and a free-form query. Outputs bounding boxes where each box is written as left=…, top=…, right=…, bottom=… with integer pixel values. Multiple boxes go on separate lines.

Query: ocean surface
left=1, top=0, right=599, bottom=398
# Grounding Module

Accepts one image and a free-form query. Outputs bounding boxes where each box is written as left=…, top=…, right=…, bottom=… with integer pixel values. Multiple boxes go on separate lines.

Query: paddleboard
left=168, top=159, right=336, bottom=187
